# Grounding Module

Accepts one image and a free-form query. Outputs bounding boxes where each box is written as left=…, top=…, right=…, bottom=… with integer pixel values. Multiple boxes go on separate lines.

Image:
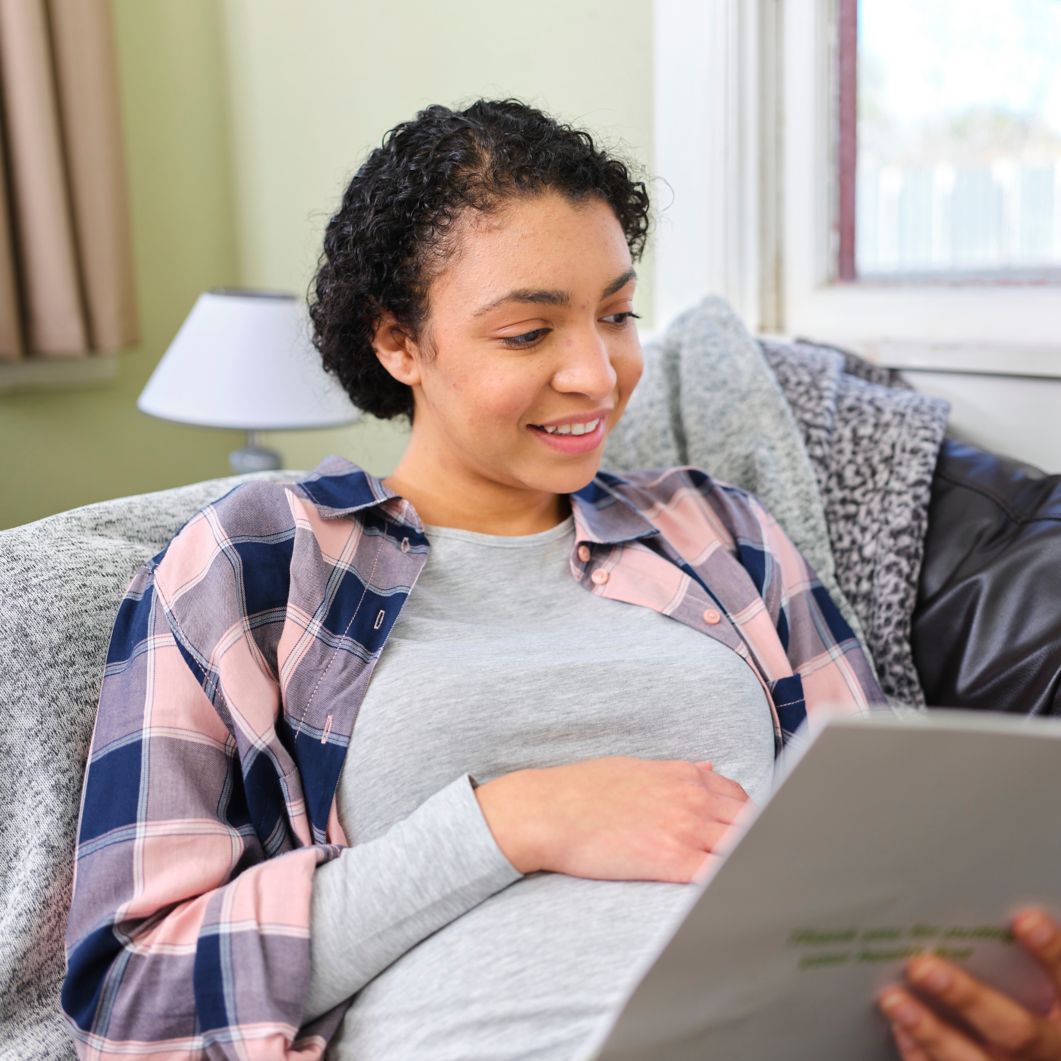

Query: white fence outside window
left=857, top=161, right=1061, bottom=277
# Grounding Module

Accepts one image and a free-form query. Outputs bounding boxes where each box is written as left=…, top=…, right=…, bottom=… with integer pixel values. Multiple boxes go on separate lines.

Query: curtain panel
left=0, top=0, right=138, bottom=363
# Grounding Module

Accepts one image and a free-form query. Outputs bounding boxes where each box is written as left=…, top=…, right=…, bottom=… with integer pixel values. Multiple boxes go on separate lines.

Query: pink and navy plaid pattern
left=62, top=455, right=885, bottom=1057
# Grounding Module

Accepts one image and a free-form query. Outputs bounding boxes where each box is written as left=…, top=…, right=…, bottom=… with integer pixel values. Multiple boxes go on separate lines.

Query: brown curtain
left=0, top=0, right=137, bottom=362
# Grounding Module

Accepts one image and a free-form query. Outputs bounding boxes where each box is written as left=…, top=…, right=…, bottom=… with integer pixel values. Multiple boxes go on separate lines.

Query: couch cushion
left=912, top=439, right=1061, bottom=715
left=0, top=471, right=299, bottom=1056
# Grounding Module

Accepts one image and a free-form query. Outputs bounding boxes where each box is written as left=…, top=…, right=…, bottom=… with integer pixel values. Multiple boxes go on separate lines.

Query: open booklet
left=576, top=710, right=1061, bottom=1061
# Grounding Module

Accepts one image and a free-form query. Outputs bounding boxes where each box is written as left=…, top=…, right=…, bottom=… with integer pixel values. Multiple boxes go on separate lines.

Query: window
left=652, top=0, right=1061, bottom=470
left=777, top=0, right=1061, bottom=373
left=840, top=0, right=1061, bottom=283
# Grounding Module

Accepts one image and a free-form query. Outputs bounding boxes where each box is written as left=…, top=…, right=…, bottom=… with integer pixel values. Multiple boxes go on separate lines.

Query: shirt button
left=577, top=545, right=591, bottom=563
left=591, top=569, right=609, bottom=586
left=703, top=608, right=722, bottom=625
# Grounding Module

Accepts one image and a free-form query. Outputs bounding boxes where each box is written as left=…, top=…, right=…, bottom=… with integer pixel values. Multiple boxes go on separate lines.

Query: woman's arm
left=304, top=772, right=521, bottom=1022
left=62, top=522, right=339, bottom=1057
left=63, top=504, right=530, bottom=1049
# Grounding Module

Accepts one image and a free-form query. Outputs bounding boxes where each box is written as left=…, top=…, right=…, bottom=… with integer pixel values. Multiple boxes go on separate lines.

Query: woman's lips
left=528, top=417, right=606, bottom=454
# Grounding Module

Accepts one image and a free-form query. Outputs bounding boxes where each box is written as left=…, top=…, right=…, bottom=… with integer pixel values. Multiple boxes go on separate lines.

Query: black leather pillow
left=911, top=438, right=1061, bottom=715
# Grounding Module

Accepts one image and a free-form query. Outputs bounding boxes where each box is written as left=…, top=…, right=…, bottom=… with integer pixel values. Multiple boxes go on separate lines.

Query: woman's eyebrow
left=472, top=267, right=637, bottom=317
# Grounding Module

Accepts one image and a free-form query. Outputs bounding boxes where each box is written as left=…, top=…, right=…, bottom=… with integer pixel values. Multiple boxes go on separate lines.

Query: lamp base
left=229, top=444, right=282, bottom=474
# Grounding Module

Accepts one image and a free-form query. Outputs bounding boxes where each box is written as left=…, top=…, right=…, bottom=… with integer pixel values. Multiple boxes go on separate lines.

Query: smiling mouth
left=529, top=417, right=602, bottom=436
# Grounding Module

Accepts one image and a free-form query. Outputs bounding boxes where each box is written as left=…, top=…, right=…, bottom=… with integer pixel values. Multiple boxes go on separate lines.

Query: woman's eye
left=499, top=312, right=640, bottom=350
left=500, top=328, right=550, bottom=349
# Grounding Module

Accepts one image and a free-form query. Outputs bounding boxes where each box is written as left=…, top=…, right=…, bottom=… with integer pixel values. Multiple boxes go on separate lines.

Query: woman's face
left=377, top=191, right=643, bottom=515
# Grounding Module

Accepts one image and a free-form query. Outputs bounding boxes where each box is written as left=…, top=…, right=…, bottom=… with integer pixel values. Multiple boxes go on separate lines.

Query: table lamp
left=138, top=289, right=359, bottom=473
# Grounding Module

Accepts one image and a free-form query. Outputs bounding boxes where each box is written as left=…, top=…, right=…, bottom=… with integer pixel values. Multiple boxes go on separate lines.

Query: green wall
left=0, top=0, right=655, bottom=528
left=0, top=1, right=240, bottom=529
left=218, top=0, right=656, bottom=476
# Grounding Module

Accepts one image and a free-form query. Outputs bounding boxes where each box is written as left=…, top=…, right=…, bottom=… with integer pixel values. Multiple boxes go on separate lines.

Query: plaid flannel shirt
left=61, top=455, right=885, bottom=1057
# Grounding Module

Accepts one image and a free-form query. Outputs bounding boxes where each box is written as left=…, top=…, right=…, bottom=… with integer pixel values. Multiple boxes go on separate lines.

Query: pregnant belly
left=328, top=872, right=695, bottom=1061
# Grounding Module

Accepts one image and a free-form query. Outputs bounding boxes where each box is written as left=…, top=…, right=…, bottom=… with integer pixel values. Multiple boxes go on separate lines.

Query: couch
left=1, top=348, right=1058, bottom=1057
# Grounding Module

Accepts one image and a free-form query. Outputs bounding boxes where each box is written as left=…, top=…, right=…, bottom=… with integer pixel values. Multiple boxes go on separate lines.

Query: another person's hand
left=474, top=755, right=751, bottom=882
left=878, top=908, right=1061, bottom=1059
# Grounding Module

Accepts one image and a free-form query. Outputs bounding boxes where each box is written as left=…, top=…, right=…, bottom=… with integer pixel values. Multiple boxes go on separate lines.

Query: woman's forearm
left=304, top=772, right=523, bottom=1023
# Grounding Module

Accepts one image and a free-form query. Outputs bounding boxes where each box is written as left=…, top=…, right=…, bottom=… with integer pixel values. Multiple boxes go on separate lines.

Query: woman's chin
left=536, top=456, right=606, bottom=497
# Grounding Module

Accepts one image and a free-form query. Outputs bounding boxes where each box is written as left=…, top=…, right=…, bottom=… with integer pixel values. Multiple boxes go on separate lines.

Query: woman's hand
left=473, top=756, right=751, bottom=883
left=878, top=909, right=1061, bottom=1059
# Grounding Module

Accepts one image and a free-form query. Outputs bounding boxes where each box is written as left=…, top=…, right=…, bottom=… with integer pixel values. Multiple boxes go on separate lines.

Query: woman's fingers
left=891, top=1021, right=933, bottom=1061
left=1012, top=910, right=1061, bottom=1003
left=696, top=766, right=751, bottom=803
left=878, top=987, right=991, bottom=1060
left=691, top=819, right=732, bottom=853
left=712, top=797, right=749, bottom=826
left=909, top=951, right=1061, bottom=1059
left=689, top=850, right=724, bottom=882
left=688, top=762, right=754, bottom=826
left=879, top=950, right=1061, bottom=1061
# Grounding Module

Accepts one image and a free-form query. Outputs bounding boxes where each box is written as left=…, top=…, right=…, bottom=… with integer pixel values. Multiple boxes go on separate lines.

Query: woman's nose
left=551, top=333, right=618, bottom=398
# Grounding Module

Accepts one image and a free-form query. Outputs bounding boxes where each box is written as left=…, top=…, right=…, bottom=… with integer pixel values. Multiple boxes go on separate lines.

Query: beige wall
left=0, top=0, right=655, bottom=527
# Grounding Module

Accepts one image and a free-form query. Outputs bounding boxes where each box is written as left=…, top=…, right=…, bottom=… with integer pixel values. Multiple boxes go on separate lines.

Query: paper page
left=578, top=711, right=1061, bottom=1061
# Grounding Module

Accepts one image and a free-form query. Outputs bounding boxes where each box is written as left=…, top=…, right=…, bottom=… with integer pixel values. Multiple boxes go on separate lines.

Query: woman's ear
left=371, top=309, right=422, bottom=387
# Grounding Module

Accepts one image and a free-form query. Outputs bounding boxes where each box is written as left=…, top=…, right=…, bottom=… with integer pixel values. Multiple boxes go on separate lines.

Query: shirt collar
left=295, top=455, right=423, bottom=530
left=298, top=455, right=657, bottom=545
left=569, top=472, right=661, bottom=546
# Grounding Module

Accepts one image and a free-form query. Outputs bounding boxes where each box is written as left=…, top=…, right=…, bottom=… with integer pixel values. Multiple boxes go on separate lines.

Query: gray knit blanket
left=604, top=295, right=950, bottom=707
left=758, top=336, right=950, bottom=707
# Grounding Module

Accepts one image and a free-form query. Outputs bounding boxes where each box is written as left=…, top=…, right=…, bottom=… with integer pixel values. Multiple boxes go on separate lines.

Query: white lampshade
left=138, top=290, right=359, bottom=430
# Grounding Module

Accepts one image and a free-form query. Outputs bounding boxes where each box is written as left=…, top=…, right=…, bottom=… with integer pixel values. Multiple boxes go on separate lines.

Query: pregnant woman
left=62, top=98, right=1060, bottom=1060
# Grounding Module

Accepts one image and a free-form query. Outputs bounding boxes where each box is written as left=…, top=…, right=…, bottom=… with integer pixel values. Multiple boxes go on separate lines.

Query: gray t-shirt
left=307, top=515, right=775, bottom=1058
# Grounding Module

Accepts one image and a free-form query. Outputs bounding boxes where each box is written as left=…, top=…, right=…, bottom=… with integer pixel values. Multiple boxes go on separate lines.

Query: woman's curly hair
left=308, top=97, right=653, bottom=421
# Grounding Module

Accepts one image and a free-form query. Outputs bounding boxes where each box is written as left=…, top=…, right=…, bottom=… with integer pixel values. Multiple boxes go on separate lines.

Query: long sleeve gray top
left=305, top=515, right=775, bottom=1058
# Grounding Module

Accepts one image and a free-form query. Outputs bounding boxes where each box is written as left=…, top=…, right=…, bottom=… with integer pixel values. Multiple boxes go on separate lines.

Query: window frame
left=652, top=0, right=1061, bottom=380
left=651, top=0, right=777, bottom=334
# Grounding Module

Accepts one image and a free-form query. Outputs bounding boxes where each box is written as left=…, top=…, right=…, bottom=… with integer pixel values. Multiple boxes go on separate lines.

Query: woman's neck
left=383, top=471, right=570, bottom=535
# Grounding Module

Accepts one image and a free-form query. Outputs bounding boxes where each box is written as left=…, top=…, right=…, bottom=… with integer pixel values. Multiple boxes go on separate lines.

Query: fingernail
left=1015, top=912, right=1054, bottom=948
left=908, top=956, right=952, bottom=993
left=879, top=991, right=921, bottom=1028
